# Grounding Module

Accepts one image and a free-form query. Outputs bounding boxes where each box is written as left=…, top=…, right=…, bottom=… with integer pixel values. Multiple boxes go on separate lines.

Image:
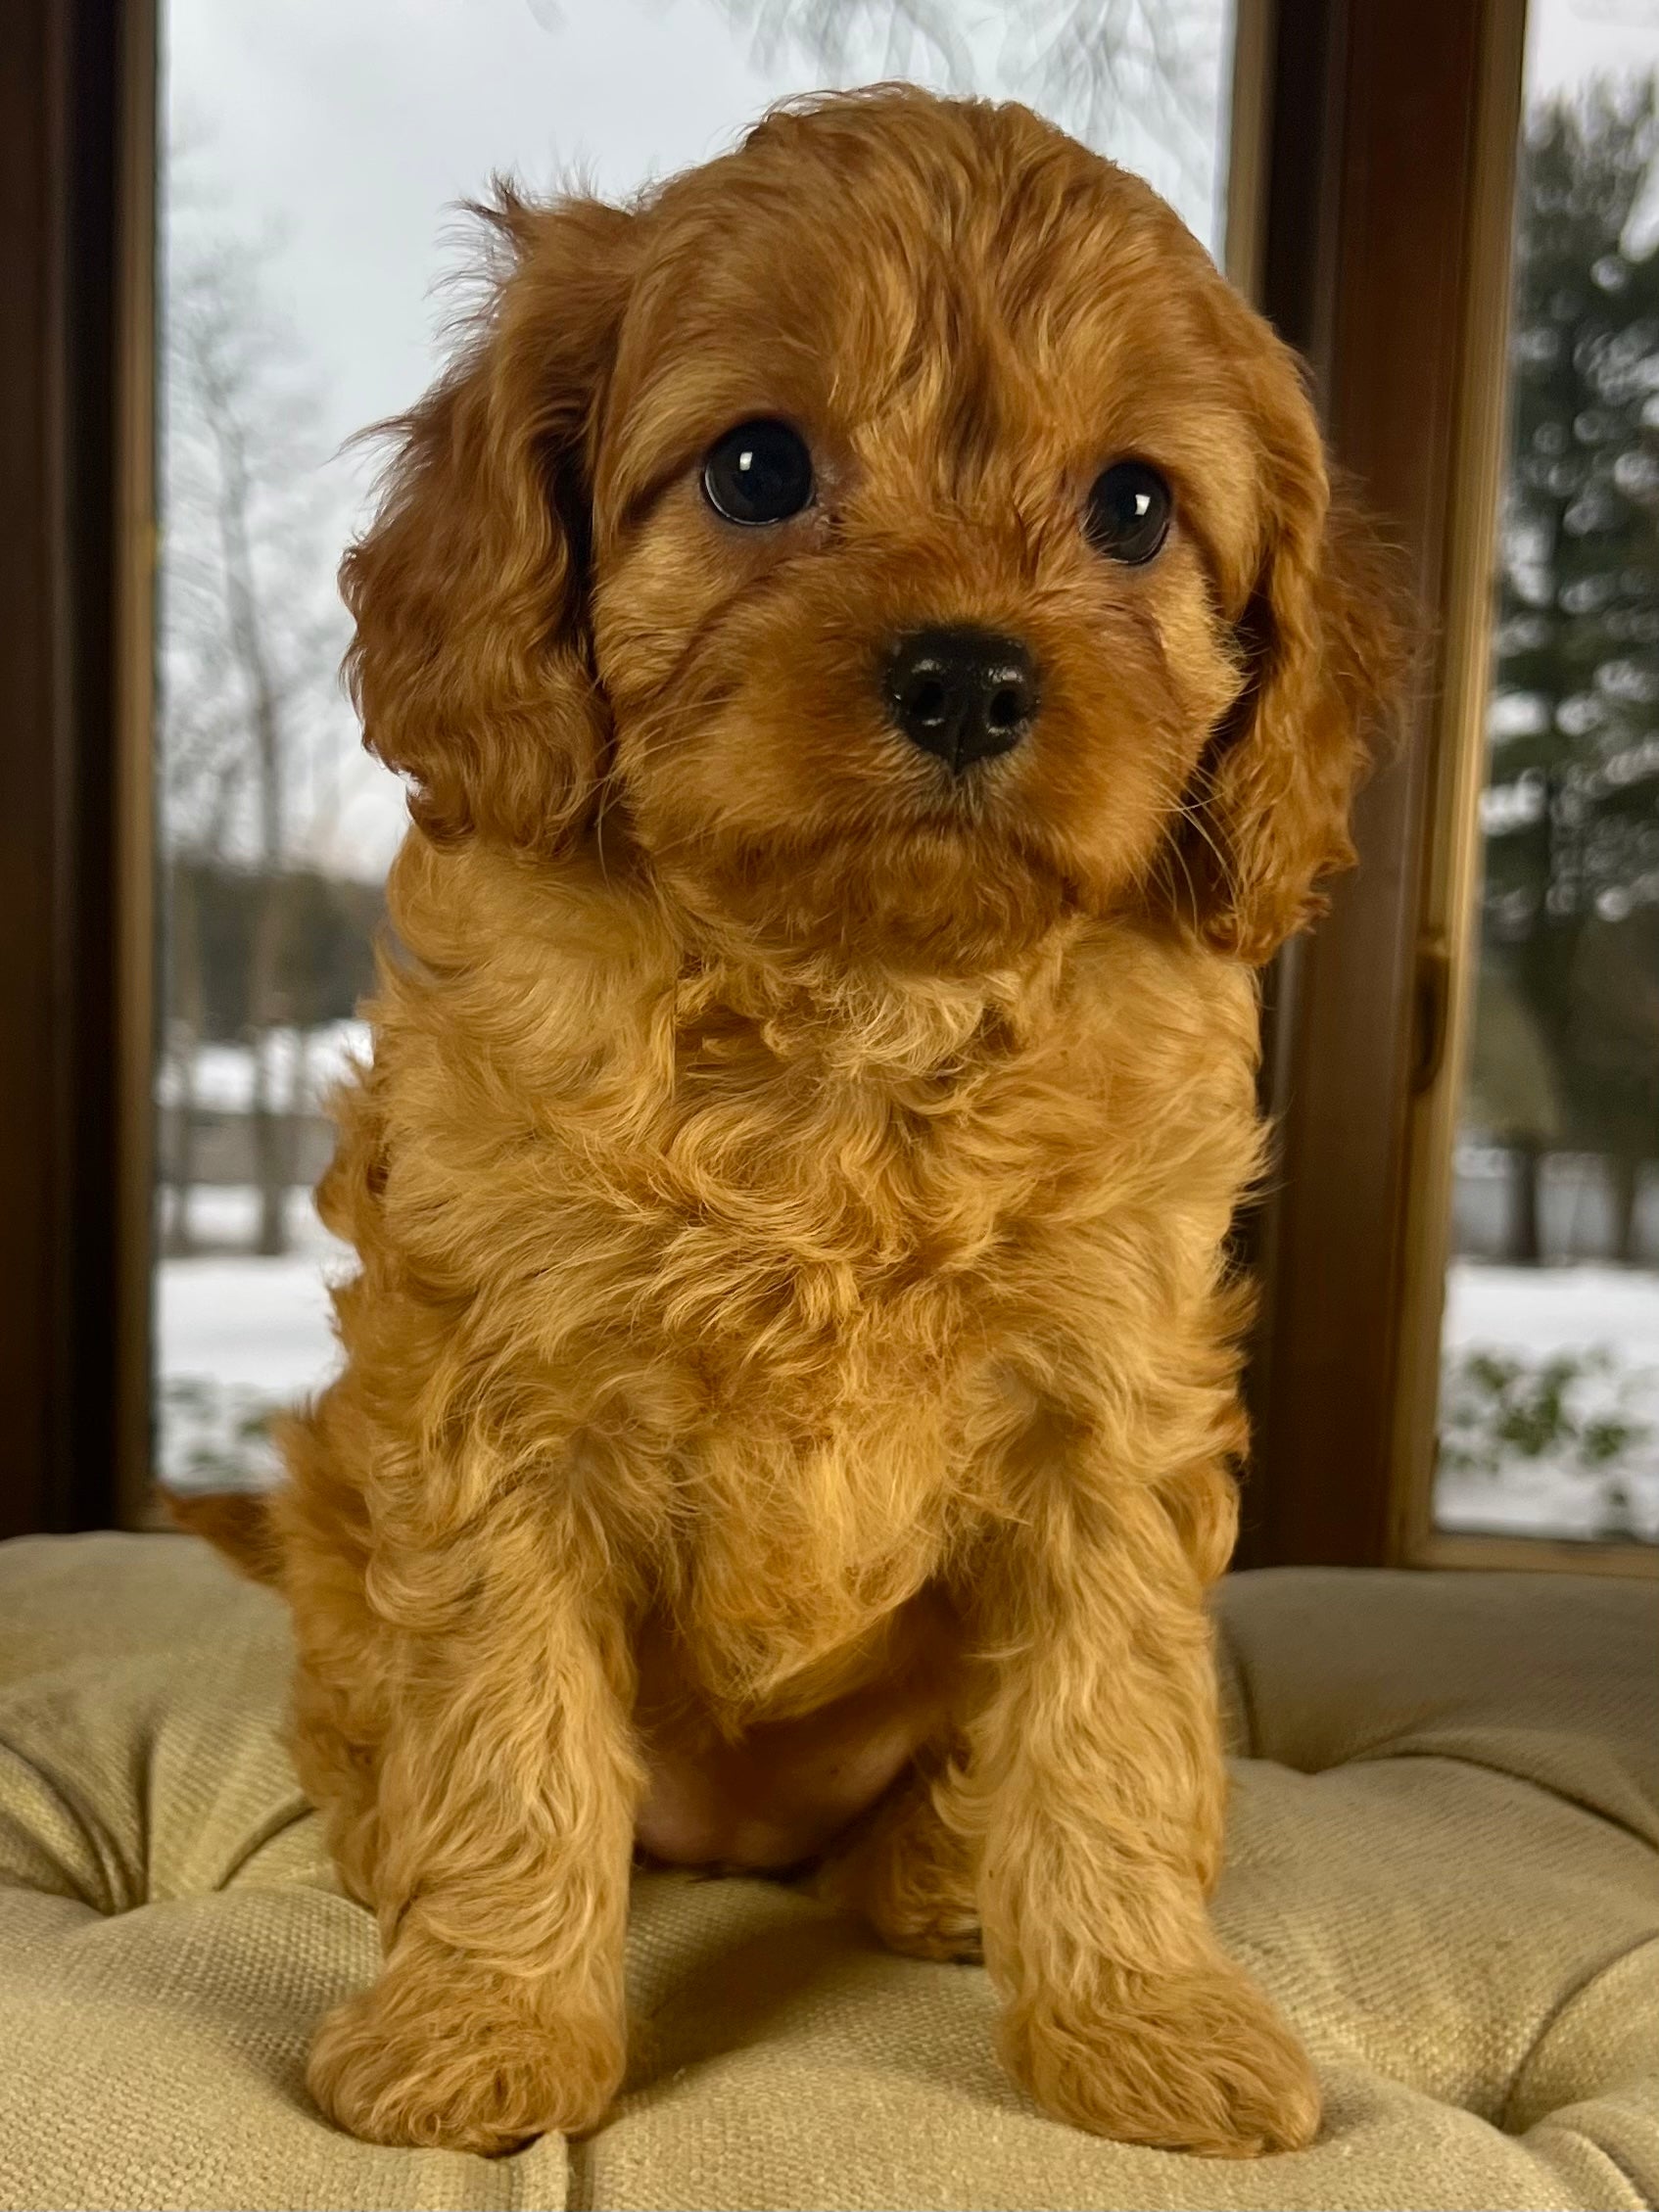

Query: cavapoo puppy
left=180, top=85, right=1404, bottom=2159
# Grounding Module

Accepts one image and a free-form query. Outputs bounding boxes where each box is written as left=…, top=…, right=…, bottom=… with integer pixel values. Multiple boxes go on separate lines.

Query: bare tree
left=717, top=0, right=1221, bottom=206
left=159, top=182, right=352, bottom=1256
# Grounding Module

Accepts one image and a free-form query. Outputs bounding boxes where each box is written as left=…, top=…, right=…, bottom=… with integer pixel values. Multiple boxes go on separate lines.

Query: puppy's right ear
left=342, top=190, right=638, bottom=853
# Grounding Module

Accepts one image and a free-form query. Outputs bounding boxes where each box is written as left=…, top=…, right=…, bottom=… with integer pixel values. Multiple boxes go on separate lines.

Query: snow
left=156, top=1020, right=371, bottom=1113
left=156, top=1190, right=1659, bottom=1548
left=1444, top=1258, right=1659, bottom=1362
left=1436, top=1259, right=1659, bottom=1543
left=156, top=1188, right=350, bottom=1489
left=158, top=1189, right=348, bottom=1391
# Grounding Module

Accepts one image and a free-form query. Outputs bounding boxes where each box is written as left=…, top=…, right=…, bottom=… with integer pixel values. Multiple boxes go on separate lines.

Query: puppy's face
left=345, top=93, right=1405, bottom=973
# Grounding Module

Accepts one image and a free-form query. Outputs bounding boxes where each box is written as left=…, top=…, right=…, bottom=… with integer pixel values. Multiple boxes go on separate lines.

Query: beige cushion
left=0, top=1532, right=1654, bottom=2212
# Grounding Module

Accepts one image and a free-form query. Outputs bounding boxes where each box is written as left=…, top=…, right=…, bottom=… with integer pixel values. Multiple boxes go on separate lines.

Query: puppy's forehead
left=603, top=94, right=1265, bottom=562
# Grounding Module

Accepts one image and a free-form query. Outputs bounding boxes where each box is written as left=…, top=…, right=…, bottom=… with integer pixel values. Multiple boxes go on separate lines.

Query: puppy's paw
left=813, top=1844, right=982, bottom=1960
left=867, top=1896, right=983, bottom=1964
left=816, top=1785, right=982, bottom=1962
left=1000, top=1960, right=1320, bottom=2157
left=307, top=1955, right=623, bottom=2154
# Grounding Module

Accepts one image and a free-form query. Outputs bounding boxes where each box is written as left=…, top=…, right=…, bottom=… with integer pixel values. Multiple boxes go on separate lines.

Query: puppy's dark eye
left=701, top=419, right=815, bottom=526
left=1084, top=460, right=1172, bottom=565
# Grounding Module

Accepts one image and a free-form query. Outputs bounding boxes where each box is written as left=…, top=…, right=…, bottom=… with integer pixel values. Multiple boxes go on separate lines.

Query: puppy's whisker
left=592, top=777, right=616, bottom=888
left=1164, top=835, right=1203, bottom=937
left=1174, top=788, right=1237, bottom=902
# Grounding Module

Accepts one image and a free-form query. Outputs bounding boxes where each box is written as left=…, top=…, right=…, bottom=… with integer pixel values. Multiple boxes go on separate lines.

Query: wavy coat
left=180, top=88, right=1407, bottom=2158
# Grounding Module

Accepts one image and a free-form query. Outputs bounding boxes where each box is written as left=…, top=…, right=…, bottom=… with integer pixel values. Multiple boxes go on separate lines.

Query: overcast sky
left=1529, top=0, right=1659, bottom=93
left=161, top=0, right=1659, bottom=874
left=165, top=0, right=1232, bottom=468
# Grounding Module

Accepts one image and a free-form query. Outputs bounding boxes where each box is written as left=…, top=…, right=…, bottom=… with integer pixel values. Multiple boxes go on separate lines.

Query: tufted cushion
left=0, top=1532, right=1654, bottom=2212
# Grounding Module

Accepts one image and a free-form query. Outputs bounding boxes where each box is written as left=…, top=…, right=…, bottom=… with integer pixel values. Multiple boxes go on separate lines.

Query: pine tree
left=1479, top=81, right=1659, bottom=1259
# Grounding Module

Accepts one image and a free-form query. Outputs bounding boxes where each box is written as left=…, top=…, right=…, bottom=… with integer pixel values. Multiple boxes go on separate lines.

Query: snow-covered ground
left=1436, top=1259, right=1659, bottom=1543
left=157, top=1187, right=350, bottom=1489
left=156, top=1020, right=370, bottom=1114
left=156, top=1193, right=1659, bottom=1548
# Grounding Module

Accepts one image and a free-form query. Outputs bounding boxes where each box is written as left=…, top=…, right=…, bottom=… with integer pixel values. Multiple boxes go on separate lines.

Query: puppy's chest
left=586, top=1054, right=1034, bottom=1696
left=634, top=1049, right=1024, bottom=1379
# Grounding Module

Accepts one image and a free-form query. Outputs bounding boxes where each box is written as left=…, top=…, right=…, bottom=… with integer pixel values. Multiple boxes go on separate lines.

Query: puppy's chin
left=613, top=663, right=1190, bottom=976
left=646, top=820, right=1090, bottom=977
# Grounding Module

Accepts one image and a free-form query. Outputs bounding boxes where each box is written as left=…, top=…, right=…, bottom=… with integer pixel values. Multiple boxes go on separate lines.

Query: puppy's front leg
left=306, top=1513, right=640, bottom=2154
left=972, top=1474, right=1319, bottom=2157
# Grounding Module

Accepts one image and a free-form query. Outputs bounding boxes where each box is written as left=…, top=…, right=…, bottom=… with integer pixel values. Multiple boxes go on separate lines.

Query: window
left=1432, top=0, right=1659, bottom=1554
left=30, top=0, right=1627, bottom=1567
left=150, top=0, right=1248, bottom=1503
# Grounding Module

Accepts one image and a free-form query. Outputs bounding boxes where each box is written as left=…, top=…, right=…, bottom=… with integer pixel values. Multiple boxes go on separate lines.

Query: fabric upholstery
left=0, top=1532, right=1653, bottom=2211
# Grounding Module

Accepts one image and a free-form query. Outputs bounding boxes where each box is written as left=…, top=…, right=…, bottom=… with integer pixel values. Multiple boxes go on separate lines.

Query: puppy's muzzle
left=884, top=626, right=1039, bottom=773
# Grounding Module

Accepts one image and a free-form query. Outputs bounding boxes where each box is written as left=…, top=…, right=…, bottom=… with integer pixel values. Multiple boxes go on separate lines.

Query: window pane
left=1436, top=1, right=1659, bottom=1546
left=153, top=0, right=1240, bottom=1497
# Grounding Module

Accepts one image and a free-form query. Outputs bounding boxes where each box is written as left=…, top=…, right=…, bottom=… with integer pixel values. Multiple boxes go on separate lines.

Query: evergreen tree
left=1479, top=81, right=1659, bottom=1258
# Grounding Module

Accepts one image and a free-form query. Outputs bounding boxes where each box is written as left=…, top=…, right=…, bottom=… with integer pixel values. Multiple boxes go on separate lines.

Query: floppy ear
left=1181, top=424, right=1412, bottom=967
left=341, top=190, right=638, bottom=853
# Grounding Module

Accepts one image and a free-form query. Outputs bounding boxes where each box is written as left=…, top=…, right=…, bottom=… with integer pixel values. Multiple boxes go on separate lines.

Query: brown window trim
left=1241, top=0, right=1657, bottom=1578
left=1240, top=0, right=1519, bottom=1569
left=0, top=0, right=155, bottom=1539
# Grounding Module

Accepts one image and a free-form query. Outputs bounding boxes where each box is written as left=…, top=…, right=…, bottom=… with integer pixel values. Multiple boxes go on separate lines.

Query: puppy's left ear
left=1181, top=408, right=1412, bottom=967
left=342, top=189, right=639, bottom=854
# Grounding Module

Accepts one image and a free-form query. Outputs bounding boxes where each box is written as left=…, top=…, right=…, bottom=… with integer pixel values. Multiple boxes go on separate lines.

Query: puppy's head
left=346, top=89, right=1407, bottom=973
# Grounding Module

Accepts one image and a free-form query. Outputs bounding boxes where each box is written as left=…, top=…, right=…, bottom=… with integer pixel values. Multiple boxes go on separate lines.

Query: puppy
left=180, top=86, right=1404, bottom=2159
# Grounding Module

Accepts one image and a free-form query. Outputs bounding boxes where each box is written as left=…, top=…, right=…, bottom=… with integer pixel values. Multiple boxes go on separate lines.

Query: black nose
left=883, top=626, right=1039, bottom=772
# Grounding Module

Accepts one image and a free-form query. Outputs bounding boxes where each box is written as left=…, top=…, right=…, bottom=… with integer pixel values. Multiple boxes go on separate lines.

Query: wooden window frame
left=0, top=0, right=155, bottom=1539
left=1388, top=9, right=1659, bottom=1583
left=1239, top=0, right=1524, bottom=1568
left=1241, top=0, right=1656, bottom=1576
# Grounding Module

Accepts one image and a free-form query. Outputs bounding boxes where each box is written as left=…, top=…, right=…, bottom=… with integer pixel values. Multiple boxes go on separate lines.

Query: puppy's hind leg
left=814, top=1740, right=983, bottom=1963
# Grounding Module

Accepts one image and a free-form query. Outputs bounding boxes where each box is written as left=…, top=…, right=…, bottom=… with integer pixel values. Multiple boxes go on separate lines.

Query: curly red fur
left=184, top=88, right=1408, bottom=2158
